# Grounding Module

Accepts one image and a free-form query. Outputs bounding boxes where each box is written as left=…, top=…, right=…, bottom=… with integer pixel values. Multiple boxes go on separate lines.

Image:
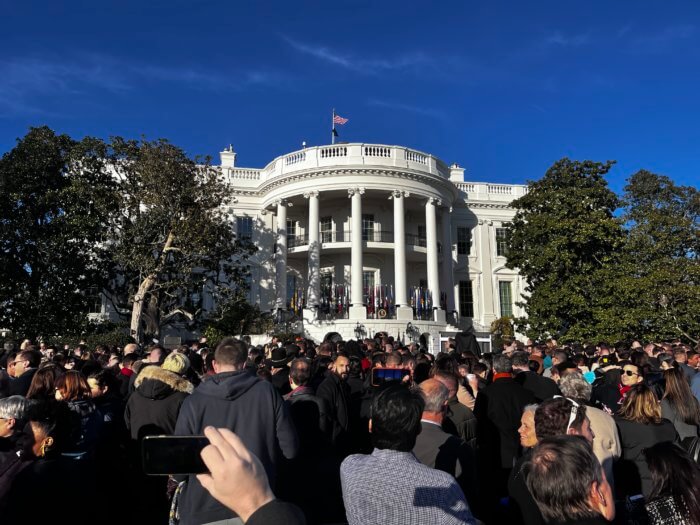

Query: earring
left=39, top=441, right=48, bottom=458
left=598, top=491, right=606, bottom=506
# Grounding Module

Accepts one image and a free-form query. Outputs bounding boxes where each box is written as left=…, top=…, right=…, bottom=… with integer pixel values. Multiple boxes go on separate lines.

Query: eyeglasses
left=554, top=395, right=580, bottom=433
left=623, top=369, right=639, bottom=377
left=12, top=360, right=27, bottom=366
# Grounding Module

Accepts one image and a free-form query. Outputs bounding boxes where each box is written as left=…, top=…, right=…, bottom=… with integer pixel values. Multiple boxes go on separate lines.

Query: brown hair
left=26, top=364, right=64, bottom=401
left=662, top=368, right=700, bottom=427
left=618, top=384, right=662, bottom=425
left=54, top=370, right=91, bottom=401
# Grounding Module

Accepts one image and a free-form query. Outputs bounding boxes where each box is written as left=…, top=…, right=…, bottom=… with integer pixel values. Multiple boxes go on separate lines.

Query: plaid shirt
left=340, top=448, right=476, bottom=525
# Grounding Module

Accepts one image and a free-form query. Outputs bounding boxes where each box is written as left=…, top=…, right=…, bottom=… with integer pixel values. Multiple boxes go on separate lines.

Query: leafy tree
left=506, top=158, right=625, bottom=342
left=615, top=170, right=700, bottom=341
left=0, top=127, right=118, bottom=338
left=107, top=137, right=256, bottom=343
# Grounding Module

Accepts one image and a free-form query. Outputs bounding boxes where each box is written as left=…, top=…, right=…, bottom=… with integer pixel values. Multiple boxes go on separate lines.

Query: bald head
left=124, top=343, right=138, bottom=355
left=419, top=378, right=449, bottom=413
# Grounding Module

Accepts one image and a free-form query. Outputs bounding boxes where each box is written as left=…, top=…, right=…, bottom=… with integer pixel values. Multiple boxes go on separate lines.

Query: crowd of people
left=0, top=334, right=699, bottom=525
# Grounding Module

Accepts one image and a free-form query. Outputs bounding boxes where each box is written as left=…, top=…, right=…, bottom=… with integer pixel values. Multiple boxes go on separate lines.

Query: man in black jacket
left=8, top=350, right=40, bottom=397
left=316, top=353, right=352, bottom=456
left=474, top=354, right=535, bottom=521
left=174, top=338, right=298, bottom=525
left=512, top=351, right=560, bottom=402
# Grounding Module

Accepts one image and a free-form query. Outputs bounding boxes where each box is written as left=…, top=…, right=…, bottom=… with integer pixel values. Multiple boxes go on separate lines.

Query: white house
left=221, top=142, right=526, bottom=352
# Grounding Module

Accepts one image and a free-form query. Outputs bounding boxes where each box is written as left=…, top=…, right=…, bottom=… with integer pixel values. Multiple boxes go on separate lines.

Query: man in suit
left=474, top=354, right=535, bottom=521
left=413, top=379, right=478, bottom=516
left=8, top=349, right=41, bottom=397
left=512, top=351, right=560, bottom=402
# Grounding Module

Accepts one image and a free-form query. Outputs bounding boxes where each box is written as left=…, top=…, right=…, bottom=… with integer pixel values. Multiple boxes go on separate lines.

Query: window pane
left=237, top=217, right=253, bottom=240
left=459, top=280, right=474, bottom=317
left=362, top=214, right=375, bottom=241
left=320, top=216, right=333, bottom=243
left=457, top=227, right=471, bottom=255
left=496, top=228, right=508, bottom=257
left=499, top=281, right=513, bottom=318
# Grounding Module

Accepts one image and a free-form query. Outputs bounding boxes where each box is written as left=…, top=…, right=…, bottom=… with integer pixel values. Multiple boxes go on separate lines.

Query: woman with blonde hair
left=615, top=384, right=678, bottom=501
left=661, top=367, right=700, bottom=442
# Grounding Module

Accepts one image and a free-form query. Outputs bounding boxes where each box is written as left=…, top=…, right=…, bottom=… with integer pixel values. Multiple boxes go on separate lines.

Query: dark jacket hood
left=135, top=365, right=194, bottom=400
left=195, top=370, right=259, bottom=401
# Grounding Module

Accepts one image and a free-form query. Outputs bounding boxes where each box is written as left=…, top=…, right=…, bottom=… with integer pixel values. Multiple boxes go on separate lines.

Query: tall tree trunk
left=130, top=231, right=175, bottom=344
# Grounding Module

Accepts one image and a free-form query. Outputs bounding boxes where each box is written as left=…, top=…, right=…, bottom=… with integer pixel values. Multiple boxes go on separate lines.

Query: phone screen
left=142, top=435, right=210, bottom=475
left=371, top=368, right=411, bottom=387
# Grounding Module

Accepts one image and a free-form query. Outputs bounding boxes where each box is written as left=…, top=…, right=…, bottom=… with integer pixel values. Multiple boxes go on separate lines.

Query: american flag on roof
left=333, top=114, right=349, bottom=125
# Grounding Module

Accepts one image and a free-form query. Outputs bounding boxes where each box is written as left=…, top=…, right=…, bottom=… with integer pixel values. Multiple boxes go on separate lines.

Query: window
left=362, top=214, right=375, bottom=241
left=363, top=270, right=375, bottom=290
left=499, top=281, right=513, bottom=318
left=88, top=286, right=102, bottom=314
left=237, top=217, right=253, bottom=240
left=320, top=216, right=333, bottom=243
left=457, top=227, right=472, bottom=255
left=459, top=281, right=474, bottom=317
left=287, top=219, right=297, bottom=246
left=417, top=225, right=426, bottom=247
left=496, top=227, right=509, bottom=257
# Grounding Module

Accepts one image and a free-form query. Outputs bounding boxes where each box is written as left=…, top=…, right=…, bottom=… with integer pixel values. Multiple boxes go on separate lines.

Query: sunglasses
left=554, top=395, right=580, bottom=433
left=623, top=370, right=639, bottom=377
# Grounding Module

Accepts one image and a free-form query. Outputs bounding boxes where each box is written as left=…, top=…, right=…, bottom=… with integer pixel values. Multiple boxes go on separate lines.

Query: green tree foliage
left=615, top=170, right=700, bottom=341
left=107, top=137, right=256, bottom=343
left=0, top=127, right=118, bottom=338
left=506, top=158, right=625, bottom=342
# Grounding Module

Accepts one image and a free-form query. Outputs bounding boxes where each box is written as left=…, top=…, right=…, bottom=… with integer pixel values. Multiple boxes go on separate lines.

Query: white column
left=305, top=191, right=320, bottom=309
left=275, top=200, right=288, bottom=310
left=441, top=206, right=456, bottom=315
left=393, top=190, right=413, bottom=320
left=349, top=187, right=366, bottom=319
left=478, top=219, right=496, bottom=326
left=425, top=197, right=444, bottom=322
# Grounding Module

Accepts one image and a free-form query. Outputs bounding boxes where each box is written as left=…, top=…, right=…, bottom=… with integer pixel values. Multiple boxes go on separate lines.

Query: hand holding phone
left=142, top=435, right=210, bottom=475
left=371, top=368, right=411, bottom=387
left=197, top=427, right=275, bottom=522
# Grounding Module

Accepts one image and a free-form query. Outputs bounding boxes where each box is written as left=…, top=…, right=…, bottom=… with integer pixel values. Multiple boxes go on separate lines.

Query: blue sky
left=1, top=0, right=699, bottom=194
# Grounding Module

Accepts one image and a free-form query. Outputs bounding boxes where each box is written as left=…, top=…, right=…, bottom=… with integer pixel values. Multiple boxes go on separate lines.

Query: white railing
left=488, top=184, right=513, bottom=195
left=405, top=149, right=427, bottom=164
left=320, top=146, right=348, bottom=158
left=229, top=169, right=260, bottom=180
left=285, top=151, right=306, bottom=166
left=456, top=182, right=476, bottom=193
left=363, top=145, right=391, bottom=157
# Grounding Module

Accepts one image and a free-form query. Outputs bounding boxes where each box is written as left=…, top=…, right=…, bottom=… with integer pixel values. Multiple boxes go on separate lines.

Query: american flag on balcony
left=333, top=114, right=349, bottom=125
left=332, top=109, right=349, bottom=144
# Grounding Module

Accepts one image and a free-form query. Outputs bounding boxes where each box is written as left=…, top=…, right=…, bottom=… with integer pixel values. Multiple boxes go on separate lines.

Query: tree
left=616, top=170, right=700, bottom=341
left=0, top=127, right=118, bottom=338
left=107, top=137, right=256, bottom=344
left=506, top=158, right=625, bottom=342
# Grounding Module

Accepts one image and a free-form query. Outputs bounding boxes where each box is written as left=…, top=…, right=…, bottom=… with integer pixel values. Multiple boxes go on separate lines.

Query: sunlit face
left=518, top=411, right=538, bottom=448
left=621, top=365, right=642, bottom=387
left=0, top=417, right=15, bottom=438
left=333, top=356, right=350, bottom=380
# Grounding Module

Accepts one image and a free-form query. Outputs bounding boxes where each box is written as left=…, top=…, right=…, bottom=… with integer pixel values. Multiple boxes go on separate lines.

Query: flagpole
left=332, top=108, right=336, bottom=145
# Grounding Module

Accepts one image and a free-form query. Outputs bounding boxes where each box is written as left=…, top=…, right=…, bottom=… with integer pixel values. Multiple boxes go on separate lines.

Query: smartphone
left=371, top=368, right=411, bottom=387
left=142, top=435, right=210, bottom=476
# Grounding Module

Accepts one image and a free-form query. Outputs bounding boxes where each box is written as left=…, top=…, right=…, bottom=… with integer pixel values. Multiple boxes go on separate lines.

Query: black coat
left=507, top=449, right=544, bottom=525
left=8, top=368, right=37, bottom=397
left=514, top=370, right=560, bottom=402
left=614, top=417, right=678, bottom=498
left=316, top=372, right=351, bottom=449
left=124, top=366, right=193, bottom=440
left=474, top=376, right=536, bottom=469
left=174, top=370, right=299, bottom=525
left=443, top=396, right=478, bottom=450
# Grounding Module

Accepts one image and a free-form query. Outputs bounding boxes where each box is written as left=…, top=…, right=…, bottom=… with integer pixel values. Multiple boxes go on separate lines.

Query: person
left=8, top=349, right=41, bottom=397
left=474, top=354, right=535, bottom=518
left=316, top=353, right=352, bottom=454
left=615, top=384, right=678, bottom=500
left=643, top=441, right=700, bottom=525
left=433, top=370, right=478, bottom=449
left=559, top=373, right=621, bottom=493
left=0, top=396, right=31, bottom=452
left=197, top=427, right=306, bottom=525
left=340, top=382, right=476, bottom=525
left=512, top=351, right=560, bottom=401
left=174, top=337, right=298, bottom=525
left=268, top=346, right=293, bottom=397
left=124, top=352, right=193, bottom=440
left=25, top=364, right=63, bottom=400
left=413, top=379, right=478, bottom=514
left=507, top=405, right=542, bottom=525
left=54, top=370, right=103, bottom=456
left=660, top=367, right=700, bottom=442
left=525, top=435, right=615, bottom=524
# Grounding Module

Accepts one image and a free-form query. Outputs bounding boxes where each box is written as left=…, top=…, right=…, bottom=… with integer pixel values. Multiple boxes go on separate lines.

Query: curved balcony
left=287, top=230, right=438, bottom=254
